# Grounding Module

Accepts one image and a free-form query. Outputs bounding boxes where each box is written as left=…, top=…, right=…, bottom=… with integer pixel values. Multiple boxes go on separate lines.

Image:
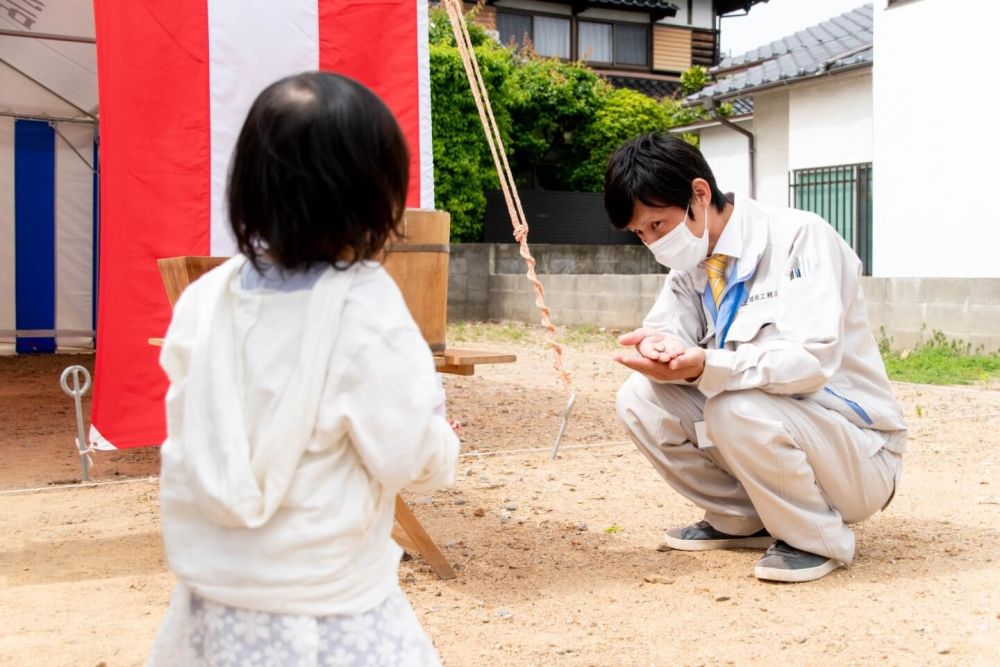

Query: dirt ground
left=1, top=328, right=998, bottom=666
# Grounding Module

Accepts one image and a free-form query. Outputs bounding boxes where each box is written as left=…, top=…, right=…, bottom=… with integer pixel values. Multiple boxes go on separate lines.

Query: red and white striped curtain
left=91, top=0, right=433, bottom=448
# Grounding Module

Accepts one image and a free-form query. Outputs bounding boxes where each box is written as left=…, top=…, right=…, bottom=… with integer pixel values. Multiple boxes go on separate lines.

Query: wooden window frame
left=496, top=8, right=652, bottom=71
left=609, top=21, right=651, bottom=70
left=496, top=8, right=573, bottom=60
left=577, top=19, right=614, bottom=65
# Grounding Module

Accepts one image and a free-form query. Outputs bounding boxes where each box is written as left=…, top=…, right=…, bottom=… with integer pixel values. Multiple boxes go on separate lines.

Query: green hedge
left=428, top=8, right=707, bottom=241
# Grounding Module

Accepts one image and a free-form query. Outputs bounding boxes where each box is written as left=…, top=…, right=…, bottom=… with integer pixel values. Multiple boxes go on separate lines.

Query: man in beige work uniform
left=605, top=134, right=906, bottom=582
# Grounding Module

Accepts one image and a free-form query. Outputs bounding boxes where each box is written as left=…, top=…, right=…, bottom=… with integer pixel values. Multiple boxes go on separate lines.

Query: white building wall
left=657, top=0, right=714, bottom=28
left=752, top=89, right=789, bottom=207
left=873, top=0, right=1000, bottom=277
left=690, top=0, right=714, bottom=29
left=578, top=8, right=647, bottom=23
left=699, top=121, right=751, bottom=198
left=493, top=0, right=572, bottom=16
left=788, top=70, right=872, bottom=170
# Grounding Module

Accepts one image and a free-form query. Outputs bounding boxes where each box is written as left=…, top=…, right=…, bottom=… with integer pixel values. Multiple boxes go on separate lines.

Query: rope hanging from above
left=441, top=0, right=573, bottom=396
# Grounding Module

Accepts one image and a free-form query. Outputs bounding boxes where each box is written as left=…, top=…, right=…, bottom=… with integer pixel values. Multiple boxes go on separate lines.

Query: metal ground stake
left=59, top=365, right=92, bottom=482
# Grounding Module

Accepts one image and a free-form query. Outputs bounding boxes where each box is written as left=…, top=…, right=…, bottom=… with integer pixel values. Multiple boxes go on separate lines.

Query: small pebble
left=498, top=607, right=513, bottom=619
left=715, top=596, right=731, bottom=602
left=473, top=507, right=485, bottom=517
left=575, top=522, right=588, bottom=532
left=503, top=502, right=519, bottom=511
left=453, top=499, right=468, bottom=506
left=937, top=645, right=951, bottom=655
left=643, top=575, right=674, bottom=585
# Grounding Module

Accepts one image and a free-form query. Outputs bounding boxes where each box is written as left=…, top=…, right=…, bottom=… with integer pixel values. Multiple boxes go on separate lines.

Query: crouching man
left=607, top=134, right=906, bottom=582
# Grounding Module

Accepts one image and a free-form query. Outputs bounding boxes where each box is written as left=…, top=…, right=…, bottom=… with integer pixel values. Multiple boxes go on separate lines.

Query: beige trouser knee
left=616, top=374, right=902, bottom=565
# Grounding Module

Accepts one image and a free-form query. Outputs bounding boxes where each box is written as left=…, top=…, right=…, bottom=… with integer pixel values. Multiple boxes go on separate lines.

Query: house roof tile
left=687, top=3, right=872, bottom=104
left=606, top=74, right=680, bottom=99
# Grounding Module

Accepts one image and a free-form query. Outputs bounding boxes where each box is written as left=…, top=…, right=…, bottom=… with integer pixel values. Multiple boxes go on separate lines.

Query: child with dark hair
left=148, top=72, right=458, bottom=666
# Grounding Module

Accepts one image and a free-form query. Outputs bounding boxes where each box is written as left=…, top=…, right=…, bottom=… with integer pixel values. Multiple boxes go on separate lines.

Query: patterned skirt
left=147, top=584, right=441, bottom=667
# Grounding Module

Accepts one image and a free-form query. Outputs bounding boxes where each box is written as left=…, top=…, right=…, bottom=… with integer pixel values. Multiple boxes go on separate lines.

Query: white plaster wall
left=656, top=3, right=688, bottom=26
left=699, top=121, right=751, bottom=198
left=691, top=0, right=714, bottom=29
left=493, top=0, right=572, bottom=16
left=788, top=70, right=872, bottom=170
left=752, top=89, right=789, bottom=207
left=657, top=0, right=714, bottom=28
left=578, top=8, right=647, bottom=23
left=873, top=0, right=1000, bottom=277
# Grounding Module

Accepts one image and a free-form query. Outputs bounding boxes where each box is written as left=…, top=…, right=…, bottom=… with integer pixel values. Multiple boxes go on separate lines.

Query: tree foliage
left=567, top=87, right=670, bottom=191
left=679, top=65, right=711, bottom=96
left=428, top=11, right=514, bottom=241
left=429, top=10, right=718, bottom=240
left=506, top=57, right=606, bottom=188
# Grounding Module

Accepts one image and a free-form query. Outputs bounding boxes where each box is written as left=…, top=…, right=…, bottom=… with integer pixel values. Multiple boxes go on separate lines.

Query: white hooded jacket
left=158, top=256, right=459, bottom=616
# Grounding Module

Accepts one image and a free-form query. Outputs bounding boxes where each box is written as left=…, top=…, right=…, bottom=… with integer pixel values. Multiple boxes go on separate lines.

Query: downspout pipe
left=705, top=98, right=755, bottom=199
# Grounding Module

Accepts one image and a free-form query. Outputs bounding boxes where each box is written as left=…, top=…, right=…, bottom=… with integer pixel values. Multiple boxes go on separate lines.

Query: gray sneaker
left=662, top=520, right=773, bottom=551
left=754, top=540, right=843, bottom=583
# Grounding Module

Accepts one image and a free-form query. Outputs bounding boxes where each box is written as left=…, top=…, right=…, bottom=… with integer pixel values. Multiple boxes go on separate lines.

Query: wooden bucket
left=382, top=209, right=450, bottom=354
left=157, top=256, right=227, bottom=307
left=156, top=208, right=450, bottom=353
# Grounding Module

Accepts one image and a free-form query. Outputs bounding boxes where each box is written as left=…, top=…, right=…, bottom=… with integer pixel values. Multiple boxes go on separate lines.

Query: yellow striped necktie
left=704, top=254, right=729, bottom=306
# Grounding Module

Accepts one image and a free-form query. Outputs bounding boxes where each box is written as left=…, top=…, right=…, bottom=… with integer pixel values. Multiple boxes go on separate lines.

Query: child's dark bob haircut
left=228, top=71, right=409, bottom=270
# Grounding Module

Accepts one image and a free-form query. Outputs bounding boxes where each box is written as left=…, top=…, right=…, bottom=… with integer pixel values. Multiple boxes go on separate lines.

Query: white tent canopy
left=0, top=1, right=96, bottom=120
left=1, top=1, right=98, bottom=353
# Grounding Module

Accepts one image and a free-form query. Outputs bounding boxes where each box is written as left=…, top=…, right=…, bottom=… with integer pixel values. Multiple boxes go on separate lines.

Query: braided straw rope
left=442, top=0, right=572, bottom=393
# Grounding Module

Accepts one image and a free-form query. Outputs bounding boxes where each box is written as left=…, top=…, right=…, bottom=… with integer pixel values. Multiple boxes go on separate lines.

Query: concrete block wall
left=449, top=244, right=665, bottom=326
left=448, top=245, right=1000, bottom=352
left=447, top=244, right=492, bottom=321
left=862, top=277, right=1000, bottom=352
left=489, top=273, right=667, bottom=330
left=492, top=244, right=665, bottom=275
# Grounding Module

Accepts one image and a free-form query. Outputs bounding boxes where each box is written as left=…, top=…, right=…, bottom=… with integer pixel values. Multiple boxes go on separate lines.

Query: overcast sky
left=719, top=0, right=871, bottom=57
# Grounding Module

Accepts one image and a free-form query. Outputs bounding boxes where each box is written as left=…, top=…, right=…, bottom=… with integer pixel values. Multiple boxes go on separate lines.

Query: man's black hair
left=228, top=71, right=409, bottom=270
left=603, top=133, right=727, bottom=229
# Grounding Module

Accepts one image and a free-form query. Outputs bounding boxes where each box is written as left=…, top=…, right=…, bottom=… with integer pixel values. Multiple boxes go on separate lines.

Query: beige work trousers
left=616, top=374, right=902, bottom=564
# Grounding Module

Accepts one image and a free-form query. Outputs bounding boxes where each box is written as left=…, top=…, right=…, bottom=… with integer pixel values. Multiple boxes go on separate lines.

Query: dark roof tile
left=688, top=3, right=872, bottom=103
left=606, top=74, right=680, bottom=99
left=594, top=0, right=678, bottom=10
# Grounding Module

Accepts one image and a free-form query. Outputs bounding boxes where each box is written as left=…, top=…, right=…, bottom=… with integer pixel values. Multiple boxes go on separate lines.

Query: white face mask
left=646, top=204, right=710, bottom=271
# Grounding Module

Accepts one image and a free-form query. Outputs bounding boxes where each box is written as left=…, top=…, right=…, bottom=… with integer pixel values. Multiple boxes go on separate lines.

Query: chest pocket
left=724, top=304, right=777, bottom=346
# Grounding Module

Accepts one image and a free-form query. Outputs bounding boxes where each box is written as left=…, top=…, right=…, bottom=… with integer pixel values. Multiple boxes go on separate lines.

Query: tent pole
left=0, top=57, right=97, bottom=121
left=0, top=111, right=95, bottom=124
left=51, top=124, right=96, bottom=172
left=0, top=28, right=95, bottom=44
